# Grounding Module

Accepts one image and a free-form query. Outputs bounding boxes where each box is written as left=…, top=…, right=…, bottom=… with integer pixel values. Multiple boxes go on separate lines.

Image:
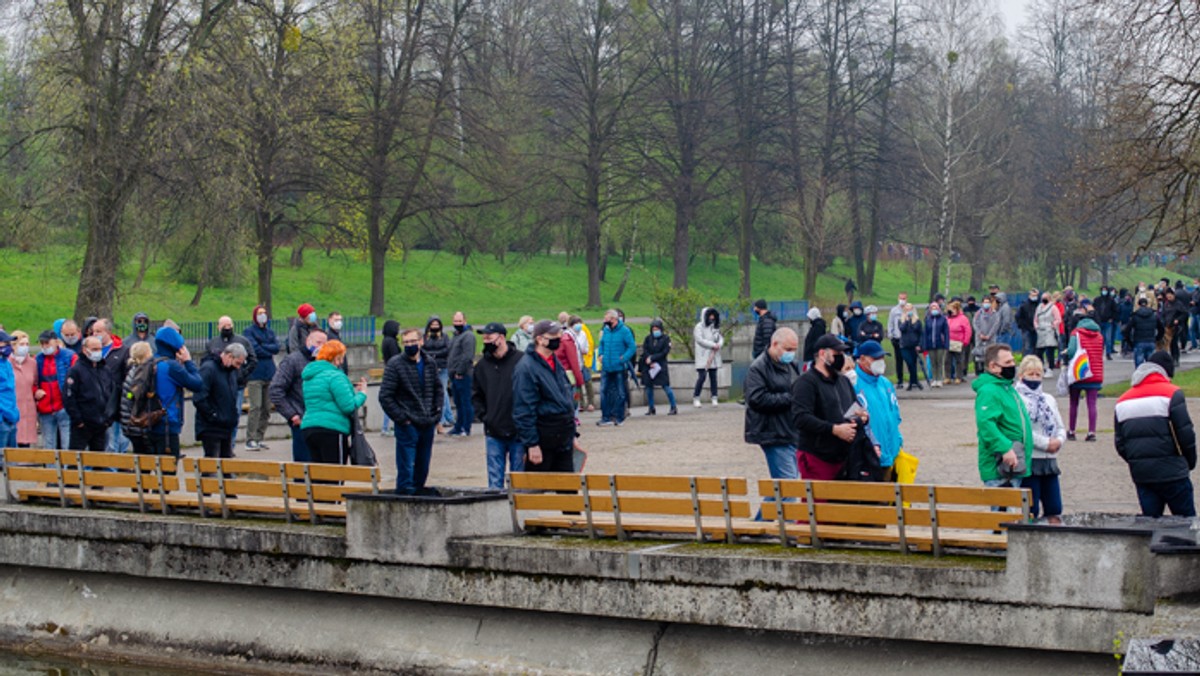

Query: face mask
left=483, top=341, right=498, bottom=355
left=870, top=359, right=886, bottom=376
left=220, top=327, right=234, bottom=339
left=982, top=303, right=991, bottom=311
left=605, top=321, right=614, bottom=329
left=309, top=345, right=320, bottom=357
left=1022, top=379, right=1042, bottom=390
left=652, top=329, right=663, bottom=338
left=1101, top=290, right=1109, bottom=296
left=898, top=298, right=906, bottom=305
left=573, top=323, right=582, bottom=332
left=87, top=350, right=104, bottom=363
left=429, top=327, right=441, bottom=335
left=844, top=369, right=858, bottom=386
left=780, top=350, right=796, bottom=364
left=1029, top=295, right=1038, bottom=302
left=404, top=345, right=420, bottom=358
left=1042, top=298, right=1050, bottom=304
left=524, top=324, right=534, bottom=333
left=63, top=335, right=79, bottom=346
left=256, top=313, right=268, bottom=325
left=136, top=323, right=149, bottom=333
left=0, top=345, right=10, bottom=359
left=306, top=312, right=318, bottom=324
left=868, top=313, right=877, bottom=321
left=15, top=345, right=29, bottom=359
left=454, top=324, right=465, bottom=334
left=546, top=337, right=562, bottom=351
left=999, top=365, right=1017, bottom=381
left=330, top=320, right=343, bottom=331
left=930, top=309, right=941, bottom=316
left=42, top=345, right=56, bottom=357
left=829, top=353, right=846, bottom=372
left=853, top=309, right=863, bottom=316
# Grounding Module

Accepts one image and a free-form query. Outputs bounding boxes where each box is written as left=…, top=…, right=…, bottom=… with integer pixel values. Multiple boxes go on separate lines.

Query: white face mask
left=42, top=345, right=57, bottom=357
left=257, top=313, right=268, bottom=325
left=845, top=369, right=858, bottom=386
left=15, top=345, right=29, bottom=359
left=870, top=359, right=887, bottom=377
left=330, top=320, right=343, bottom=331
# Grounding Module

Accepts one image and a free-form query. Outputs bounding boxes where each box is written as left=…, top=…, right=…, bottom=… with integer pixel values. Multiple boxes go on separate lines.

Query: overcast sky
left=995, top=0, right=1031, bottom=37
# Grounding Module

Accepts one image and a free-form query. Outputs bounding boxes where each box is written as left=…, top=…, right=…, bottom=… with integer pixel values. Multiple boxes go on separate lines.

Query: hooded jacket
left=511, top=344, right=576, bottom=448
left=300, top=360, right=366, bottom=435
left=1128, top=306, right=1163, bottom=345
left=194, top=355, right=241, bottom=437
left=853, top=366, right=903, bottom=467
left=972, top=372, right=1034, bottom=482
left=744, top=351, right=799, bottom=447
left=752, top=310, right=778, bottom=359
left=153, top=327, right=205, bottom=435
left=381, top=320, right=402, bottom=364
left=803, top=317, right=827, bottom=363
left=125, top=312, right=152, bottom=346
left=379, top=349, right=443, bottom=428
left=206, top=330, right=257, bottom=388
left=269, top=348, right=314, bottom=424
left=244, top=306, right=279, bottom=382
left=640, top=324, right=672, bottom=387
left=692, top=308, right=723, bottom=370
left=34, top=349, right=76, bottom=415
left=845, top=301, right=866, bottom=340
left=0, top=356, right=19, bottom=426
left=791, top=363, right=857, bottom=463
left=422, top=316, right=450, bottom=367
left=1066, top=318, right=1104, bottom=386
left=1115, top=363, right=1197, bottom=484
left=471, top=342, right=522, bottom=440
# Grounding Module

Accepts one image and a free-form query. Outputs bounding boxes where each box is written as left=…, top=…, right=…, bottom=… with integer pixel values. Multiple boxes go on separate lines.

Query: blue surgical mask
left=652, top=329, right=663, bottom=338
left=309, top=345, right=319, bottom=357
left=780, top=351, right=796, bottom=364
left=930, top=309, right=940, bottom=316
left=573, top=323, right=582, bottom=332
left=868, top=313, right=877, bottom=321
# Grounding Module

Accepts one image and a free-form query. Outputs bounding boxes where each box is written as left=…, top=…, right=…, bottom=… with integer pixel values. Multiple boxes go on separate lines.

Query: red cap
left=297, top=303, right=315, bottom=318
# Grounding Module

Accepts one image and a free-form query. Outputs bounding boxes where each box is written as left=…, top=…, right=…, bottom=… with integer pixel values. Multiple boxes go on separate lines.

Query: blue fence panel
left=173, top=317, right=376, bottom=351
left=726, top=300, right=811, bottom=325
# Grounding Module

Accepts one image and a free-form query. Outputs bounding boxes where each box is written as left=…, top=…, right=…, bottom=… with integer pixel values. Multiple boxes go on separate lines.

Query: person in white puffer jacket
left=692, top=307, right=723, bottom=408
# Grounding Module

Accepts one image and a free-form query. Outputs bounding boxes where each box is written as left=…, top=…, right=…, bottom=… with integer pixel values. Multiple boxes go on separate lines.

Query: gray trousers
left=246, top=380, right=271, bottom=442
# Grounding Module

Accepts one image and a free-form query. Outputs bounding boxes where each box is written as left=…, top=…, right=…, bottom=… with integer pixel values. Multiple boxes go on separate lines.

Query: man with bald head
left=207, top=314, right=257, bottom=444
left=744, top=327, right=802, bottom=481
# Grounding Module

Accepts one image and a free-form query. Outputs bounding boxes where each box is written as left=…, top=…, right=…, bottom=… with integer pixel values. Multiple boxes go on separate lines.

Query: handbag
left=949, top=340, right=964, bottom=353
left=1066, top=347, right=1091, bottom=385
left=349, top=416, right=378, bottom=466
left=894, top=449, right=919, bottom=484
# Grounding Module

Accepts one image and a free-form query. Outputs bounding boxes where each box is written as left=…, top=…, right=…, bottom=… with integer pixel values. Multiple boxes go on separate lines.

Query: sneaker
left=449, top=432, right=469, bottom=439
left=1085, top=433, right=1096, bottom=442
left=1067, top=431, right=1076, bottom=441
left=615, top=420, right=624, bottom=426
left=597, top=419, right=615, bottom=427
left=711, top=397, right=719, bottom=407
left=693, top=398, right=702, bottom=408
left=245, top=440, right=260, bottom=450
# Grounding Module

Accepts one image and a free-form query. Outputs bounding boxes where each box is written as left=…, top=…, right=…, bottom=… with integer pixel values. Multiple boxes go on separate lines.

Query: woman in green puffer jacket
left=301, top=340, right=367, bottom=464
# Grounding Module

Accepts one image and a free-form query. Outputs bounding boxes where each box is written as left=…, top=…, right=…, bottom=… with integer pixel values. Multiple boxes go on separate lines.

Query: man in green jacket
left=972, top=343, right=1033, bottom=487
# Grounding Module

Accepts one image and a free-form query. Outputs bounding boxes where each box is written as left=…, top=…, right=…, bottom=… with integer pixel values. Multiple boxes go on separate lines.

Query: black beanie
left=1148, top=351, right=1175, bottom=378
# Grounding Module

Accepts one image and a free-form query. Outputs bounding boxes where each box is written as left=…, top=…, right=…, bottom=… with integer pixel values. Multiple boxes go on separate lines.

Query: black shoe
left=1085, top=433, right=1096, bottom=442
left=1067, top=431, right=1076, bottom=441
left=906, top=384, right=915, bottom=391
left=668, top=407, right=678, bottom=415
left=645, top=409, right=656, bottom=416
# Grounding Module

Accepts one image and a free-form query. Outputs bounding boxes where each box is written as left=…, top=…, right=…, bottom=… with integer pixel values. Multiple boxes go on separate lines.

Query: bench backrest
left=509, top=472, right=751, bottom=541
left=758, top=479, right=1030, bottom=555
left=180, top=457, right=380, bottom=522
left=3, top=448, right=180, bottom=511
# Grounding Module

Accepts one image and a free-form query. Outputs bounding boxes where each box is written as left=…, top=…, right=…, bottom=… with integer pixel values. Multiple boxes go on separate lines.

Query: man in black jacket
left=446, top=311, right=476, bottom=438
left=194, top=343, right=247, bottom=459
left=207, top=315, right=259, bottom=445
left=472, top=322, right=525, bottom=488
left=269, top=329, right=326, bottom=462
left=1093, top=286, right=1118, bottom=359
left=1127, top=298, right=1164, bottom=368
left=1161, top=288, right=1190, bottom=365
left=792, top=334, right=860, bottom=479
left=745, top=328, right=800, bottom=481
left=751, top=300, right=777, bottom=360
left=65, top=336, right=117, bottom=451
left=379, top=328, right=444, bottom=495
left=1015, top=289, right=1039, bottom=358
left=512, top=320, right=578, bottom=473
left=1115, top=351, right=1197, bottom=517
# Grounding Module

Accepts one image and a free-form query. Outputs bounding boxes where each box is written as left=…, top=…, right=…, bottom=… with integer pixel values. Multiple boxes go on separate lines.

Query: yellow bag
left=894, top=449, right=919, bottom=485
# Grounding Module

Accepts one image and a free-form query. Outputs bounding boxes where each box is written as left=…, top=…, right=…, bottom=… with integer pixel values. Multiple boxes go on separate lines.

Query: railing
left=174, top=316, right=377, bottom=351
left=728, top=299, right=811, bottom=324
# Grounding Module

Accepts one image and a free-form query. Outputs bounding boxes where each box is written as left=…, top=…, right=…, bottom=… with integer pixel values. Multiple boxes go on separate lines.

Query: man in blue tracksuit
left=852, top=340, right=904, bottom=479
left=150, top=326, right=205, bottom=457
left=596, top=309, right=636, bottom=426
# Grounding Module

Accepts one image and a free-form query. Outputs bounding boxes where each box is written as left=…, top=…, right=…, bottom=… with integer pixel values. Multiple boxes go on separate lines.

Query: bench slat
left=510, top=472, right=581, bottom=491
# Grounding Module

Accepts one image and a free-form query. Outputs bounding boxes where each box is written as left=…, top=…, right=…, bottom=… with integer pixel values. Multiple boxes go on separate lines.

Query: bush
left=652, top=286, right=750, bottom=360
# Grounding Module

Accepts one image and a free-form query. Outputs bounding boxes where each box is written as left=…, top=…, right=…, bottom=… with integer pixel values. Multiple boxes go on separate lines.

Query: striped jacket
left=1114, top=363, right=1197, bottom=484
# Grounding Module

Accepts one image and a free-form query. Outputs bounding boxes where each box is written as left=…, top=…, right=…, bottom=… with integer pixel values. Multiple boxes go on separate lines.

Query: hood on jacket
left=835, top=304, right=847, bottom=320
left=424, top=315, right=443, bottom=334
left=383, top=320, right=401, bottom=338
left=251, top=305, right=267, bottom=323
left=995, top=292, right=1008, bottom=305
left=154, top=326, right=185, bottom=356
left=849, top=300, right=864, bottom=311
left=699, top=306, right=719, bottom=328
left=1075, top=318, right=1101, bottom=332
left=807, top=307, right=822, bottom=321
left=650, top=319, right=664, bottom=331
left=1131, top=362, right=1170, bottom=388
left=302, top=359, right=339, bottom=382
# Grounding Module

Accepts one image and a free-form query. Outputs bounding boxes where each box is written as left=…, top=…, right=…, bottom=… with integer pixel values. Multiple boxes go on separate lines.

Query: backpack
left=125, top=358, right=168, bottom=430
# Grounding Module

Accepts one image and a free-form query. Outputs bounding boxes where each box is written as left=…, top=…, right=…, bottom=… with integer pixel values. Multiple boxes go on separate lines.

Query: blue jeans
left=756, top=444, right=799, bottom=520
left=451, top=374, right=473, bottom=435
left=601, top=370, right=626, bottom=423
left=1137, top=479, right=1196, bottom=517
left=107, top=420, right=131, bottom=454
left=39, top=410, right=71, bottom=449
left=395, top=423, right=436, bottom=494
left=290, top=423, right=310, bottom=462
left=1134, top=342, right=1155, bottom=367
left=0, top=420, right=15, bottom=466
left=486, top=436, right=526, bottom=489
left=645, top=384, right=676, bottom=411
left=1191, top=314, right=1200, bottom=348
left=381, top=414, right=392, bottom=434
left=1100, top=321, right=1117, bottom=356
left=230, top=389, right=244, bottom=445
left=1021, top=474, right=1063, bottom=519
left=439, top=368, right=454, bottom=427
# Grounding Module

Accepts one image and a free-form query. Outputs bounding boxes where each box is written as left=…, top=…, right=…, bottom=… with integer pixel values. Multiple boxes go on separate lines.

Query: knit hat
left=1148, top=351, right=1175, bottom=378
left=297, top=303, right=315, bottom=319
left=807, top=307, right=822, bottom=321
left=754, top=299, right=768, bottom=310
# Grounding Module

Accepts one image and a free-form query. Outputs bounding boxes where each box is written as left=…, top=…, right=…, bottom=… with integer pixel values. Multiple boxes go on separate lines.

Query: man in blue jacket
left=150, top=326, right=204, bottom=457
left=597, top=309, right=635, bottom=426
left=852, top=341, right=904, bottom=479
left=512, top=320, right=578, bottom=472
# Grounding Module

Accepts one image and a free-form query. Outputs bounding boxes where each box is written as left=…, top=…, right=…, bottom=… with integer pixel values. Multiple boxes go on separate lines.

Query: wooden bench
left=180, top=457, right=382, bottom=522
left=509, top=472, right=767, bottom=542
left=758, top=479, right=1031, bottom=556
left=4, top=448, right=181, bottom=514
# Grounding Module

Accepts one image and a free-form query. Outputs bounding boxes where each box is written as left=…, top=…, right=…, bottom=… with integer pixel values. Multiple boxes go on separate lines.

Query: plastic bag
left=894, top=449, right=919, bottom=484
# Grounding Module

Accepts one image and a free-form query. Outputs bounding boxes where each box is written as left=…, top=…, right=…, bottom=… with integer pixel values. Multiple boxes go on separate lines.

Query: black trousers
left=199, top=432, right=234, bottom=459
left=303, top=427, right=350, bottom=465
left=527, top=415, right=576, bottom=473
left=69, top=422, right=108, bottom=451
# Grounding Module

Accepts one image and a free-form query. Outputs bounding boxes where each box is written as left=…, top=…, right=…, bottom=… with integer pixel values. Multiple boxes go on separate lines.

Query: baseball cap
left=813, top=334, right=848, bottom=352
left=0, top=330, right=10, bottom=344
left=532, top=320, right=561, bottom=338
left=476, top=322, right=507, bottom=336
left=854, top=340, right=889, bottom=359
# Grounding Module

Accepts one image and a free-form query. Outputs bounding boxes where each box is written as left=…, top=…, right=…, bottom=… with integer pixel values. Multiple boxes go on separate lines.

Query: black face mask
left=482, top=342, right=499, bottom=355
left=404, top=345, right=420, bottom=358
left=220, top=328, right=233, bottom=339
left=829, top=353, right=846, bottom=372
left=546, top=338, right=562, bottom=351
left=429, top=328, right=440, bottom=336
left=1022, top=379, right=1042, bottom=390
left=453, top=325, right=465, bottom=334
left=999, top=365, right=1017, bottom=381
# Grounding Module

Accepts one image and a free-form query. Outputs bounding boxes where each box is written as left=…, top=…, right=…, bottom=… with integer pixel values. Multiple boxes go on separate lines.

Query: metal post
left=928, top=486, right=941, bottom=558
left=609, top=475, right=625, bottom=541
left=773, top=480, right=789, bottom=548
left=690, top=477, right=704, bottom=542
left=805, top=482, right=821, bottom=548
left=721, top=478, right=735, bottom=543
left=580, top=475, right=596, bottom=539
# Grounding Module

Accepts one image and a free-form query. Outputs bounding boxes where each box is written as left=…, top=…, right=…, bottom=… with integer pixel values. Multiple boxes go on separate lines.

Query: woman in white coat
left=692, top=307, right=724, bottom=407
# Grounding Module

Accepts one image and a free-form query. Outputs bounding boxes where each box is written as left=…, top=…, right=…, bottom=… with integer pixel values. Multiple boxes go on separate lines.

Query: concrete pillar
left=345, top=490, right=512, bottom=566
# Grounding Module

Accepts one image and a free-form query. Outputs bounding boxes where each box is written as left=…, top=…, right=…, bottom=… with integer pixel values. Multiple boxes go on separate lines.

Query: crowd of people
left=0, top=277, right=1197, bottom=516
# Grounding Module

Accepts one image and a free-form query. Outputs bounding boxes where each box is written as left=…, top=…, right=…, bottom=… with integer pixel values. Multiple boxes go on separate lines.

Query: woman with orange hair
left=300, top=340, right=368, bottom=464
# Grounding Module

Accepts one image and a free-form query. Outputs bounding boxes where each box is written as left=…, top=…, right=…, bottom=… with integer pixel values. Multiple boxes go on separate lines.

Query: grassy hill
left=0, top=245, right=1179, bottom=333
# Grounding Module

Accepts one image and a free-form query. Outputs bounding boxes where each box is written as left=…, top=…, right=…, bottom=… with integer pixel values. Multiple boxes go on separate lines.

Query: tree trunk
left=74, top=194, right=123, bottom=320
left=290, top=241, right=305, bottom=267
left=673, top=181, right=693, bottom=290
left=584, top=152, right=603, bottom=307
left=803, top=244, right=820, bottom=299
left=256, top=208, right=275, bottom=316
left=865, top=0, right=900, bottom=297
left=133, top=237, right=153, bottom=292
left=738, top=177, right=753, bottom=298
left=613, top=217, right=638, bottom=303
